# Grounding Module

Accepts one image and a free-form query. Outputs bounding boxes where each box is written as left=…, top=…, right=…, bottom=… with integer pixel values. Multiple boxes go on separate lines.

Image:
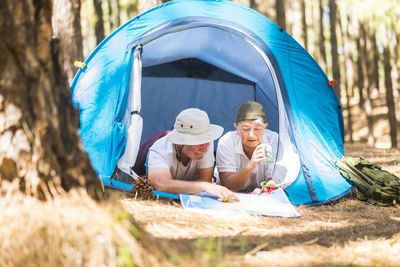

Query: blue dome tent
left=71, top=0, right=352, bottom=205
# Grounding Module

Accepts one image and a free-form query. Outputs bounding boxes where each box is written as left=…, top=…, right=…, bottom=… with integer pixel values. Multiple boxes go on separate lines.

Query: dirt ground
left=122, top=143, right=400, bottom=266
left=1, top=145, right=398, bottom=266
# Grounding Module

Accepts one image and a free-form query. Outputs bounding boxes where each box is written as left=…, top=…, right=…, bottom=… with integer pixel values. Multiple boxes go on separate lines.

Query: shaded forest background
left=57, top=0, right=400, bottom=149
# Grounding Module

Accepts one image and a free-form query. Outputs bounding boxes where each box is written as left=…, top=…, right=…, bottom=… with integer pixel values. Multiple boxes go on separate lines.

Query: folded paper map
left=180, top=188, right=300, bottom=217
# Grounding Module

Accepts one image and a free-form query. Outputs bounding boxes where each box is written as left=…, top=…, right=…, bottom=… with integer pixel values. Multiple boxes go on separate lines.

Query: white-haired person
left=147, top=108, right=238, bottom=202
left=216, top=101, right=278, bottom=193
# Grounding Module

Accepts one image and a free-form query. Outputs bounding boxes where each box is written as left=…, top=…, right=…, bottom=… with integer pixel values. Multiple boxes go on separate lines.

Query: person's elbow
left=148, top=169, right=170, bottom=191
left=221, top=182, right=241, bottom=192
left=219, top=173, right=238, bottom=191
left=148, top=175, right=163, bottom=191
left=219, top=176, right=235, bottom=190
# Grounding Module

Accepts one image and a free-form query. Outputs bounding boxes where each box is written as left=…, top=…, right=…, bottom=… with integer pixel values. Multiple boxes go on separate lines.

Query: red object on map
left=260, top=179, right=278, bottom=194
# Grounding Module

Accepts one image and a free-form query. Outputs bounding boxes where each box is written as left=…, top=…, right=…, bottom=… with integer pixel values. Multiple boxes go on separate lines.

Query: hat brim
left=167, top=124, right=224, bottom=145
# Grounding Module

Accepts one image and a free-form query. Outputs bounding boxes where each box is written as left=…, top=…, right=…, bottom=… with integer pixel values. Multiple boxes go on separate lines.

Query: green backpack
left=334, top=156, right=400, bottom=206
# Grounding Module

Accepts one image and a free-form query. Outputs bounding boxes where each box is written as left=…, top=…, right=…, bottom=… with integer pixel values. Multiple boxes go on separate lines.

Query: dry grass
left=0, top=181, right=166, bottom=267
left=1, top=136, right=400, bottom=266
left=1, top=144, right=399, bottom=267
left=1, top=144, right=399, bottom=266
left=122, top=194, right=400, bottom=266
left=120, top=143, right=400, bottom=266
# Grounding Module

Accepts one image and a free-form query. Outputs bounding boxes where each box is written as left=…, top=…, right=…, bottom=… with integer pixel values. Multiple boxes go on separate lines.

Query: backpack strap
left=132, top=130, right=171, bottom=176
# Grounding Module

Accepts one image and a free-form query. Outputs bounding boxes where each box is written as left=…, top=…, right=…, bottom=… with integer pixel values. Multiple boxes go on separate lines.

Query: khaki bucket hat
left=167, top=108, right=224, bottom=145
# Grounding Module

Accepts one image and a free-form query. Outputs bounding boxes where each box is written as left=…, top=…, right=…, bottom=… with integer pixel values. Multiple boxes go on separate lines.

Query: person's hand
left=201, top=182, right=240, bottom=202
left=252, top=188, right=263, bottom=194
left=248, top=144, right=267, bottom=169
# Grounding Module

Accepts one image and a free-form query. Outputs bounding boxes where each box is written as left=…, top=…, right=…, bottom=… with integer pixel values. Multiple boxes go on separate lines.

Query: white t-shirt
left=216, top=129, right=279, bottom=192
left=147, top=133, right=214, bottom=181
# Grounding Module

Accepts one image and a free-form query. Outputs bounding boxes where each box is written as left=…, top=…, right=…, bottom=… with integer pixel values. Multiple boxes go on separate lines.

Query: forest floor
left=2, top=145, right=398, bottom=267
left=121, top=143, right=400, bottom=267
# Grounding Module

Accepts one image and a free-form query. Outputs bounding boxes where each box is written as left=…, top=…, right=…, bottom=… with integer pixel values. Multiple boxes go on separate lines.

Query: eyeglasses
left=238, top=123, right=266, bottom=135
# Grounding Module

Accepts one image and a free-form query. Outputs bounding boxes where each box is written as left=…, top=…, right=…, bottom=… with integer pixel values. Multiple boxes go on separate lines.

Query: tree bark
left=250, top=0, right=257, bottom=9
left=355, top=32, right=365, bottom=109
left=93, top=0, right=105, bottom=45
left=0, top=0, right=102, bottom=199
left=275, top=0, right=286, bottom=30
left=107, top=0, right=114, bottom=32
left=318, top=0, right=327, bottom=72
left=308, top=0, right=318, bottom=60
left=52, top=0, right=83, bottom=84
left=338, top=9, right=353, bottom=143
left=371, top=32, right=380, bottom=92
left=127, top=1, right=138, bottom=19
left=300, top=0, right=308, bottom=51
left=383, top=45, right=398, bottom=148
left=393, top=31, right=400, bottom=129
left=116, top=0, right=121, bottom=27
left=328, top=0, right=341, bottom=101
left=360, top=24, right=375, bottom=146
left=138, top=0, right=159, bottom=14
left=137, top=0, right=170, bottom=15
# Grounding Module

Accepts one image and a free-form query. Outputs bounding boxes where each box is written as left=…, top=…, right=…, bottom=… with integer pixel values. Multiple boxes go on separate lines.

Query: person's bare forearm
left=220, top=162, right=256, bottom=191
left=149, top=168, right=207, bottom=194
left=152, top=179, right=208, bottom=194
left=148, top=168, right=237, bottom=201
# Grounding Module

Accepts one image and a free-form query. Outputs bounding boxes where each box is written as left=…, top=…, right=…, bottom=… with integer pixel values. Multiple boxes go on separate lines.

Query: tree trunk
left=250, top=0, right=257, bottom=9
left=396, top=39, right=400, bottom=146
left=308, top=1, right=318, bottom=60
left=360, top=24, right=375, bottom=146
left=127, top=1, right=138, bottom=19
left=318, top=0, right=327, bottom=72
left=93, top=0, right=105, bottom=45
left=116, top=0, right=121, bottom=27
left=328, top=0, right=341, bottom=101
left=107, top=0, right=114, bottom=32
left=383, top=45, right=398, bottom=148
left=138, top=0, right=159, bottom=14
left=371, top=32, right=380, bottom=92
left=300, top=0, right=308, bottom=51
left=392, top=31, right=400, bottom=129
left=338, top=9, right=353, bottom=143
left=138, top=0, right=170, bottom=14
left=355, top=33, right=365, bottom=109
left=52, top=0, right=83, bottom=84
left=275, top=0, right=286, bottom=30
left=0, top=0, right=102, bottom=199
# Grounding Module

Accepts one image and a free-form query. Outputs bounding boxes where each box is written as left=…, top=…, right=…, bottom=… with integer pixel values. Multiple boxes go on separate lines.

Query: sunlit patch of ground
left=120, top=142, right=400, bottom=266
left=2, top=143, right=399, bottom=266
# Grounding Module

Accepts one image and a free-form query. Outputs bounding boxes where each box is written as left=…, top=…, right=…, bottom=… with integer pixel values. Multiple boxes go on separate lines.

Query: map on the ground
left=180, top=188, right=300, bottom=217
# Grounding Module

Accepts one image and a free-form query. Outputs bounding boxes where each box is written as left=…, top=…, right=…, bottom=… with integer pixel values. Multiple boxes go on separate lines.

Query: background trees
left=74, top=0, right=399, bottom=148
left=52, top=0, right=84, bottom=83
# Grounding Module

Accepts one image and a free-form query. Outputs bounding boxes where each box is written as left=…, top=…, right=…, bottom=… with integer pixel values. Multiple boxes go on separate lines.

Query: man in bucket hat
left=216, top=101, right=278, bottom=193
left=147, top=108, right=238, bottom=202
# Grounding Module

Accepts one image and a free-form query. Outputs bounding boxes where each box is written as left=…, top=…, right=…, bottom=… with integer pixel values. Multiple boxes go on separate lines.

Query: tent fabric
left=117, top=45, right=143, bottom=178
left=71, top=0, right=352, bottom=205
